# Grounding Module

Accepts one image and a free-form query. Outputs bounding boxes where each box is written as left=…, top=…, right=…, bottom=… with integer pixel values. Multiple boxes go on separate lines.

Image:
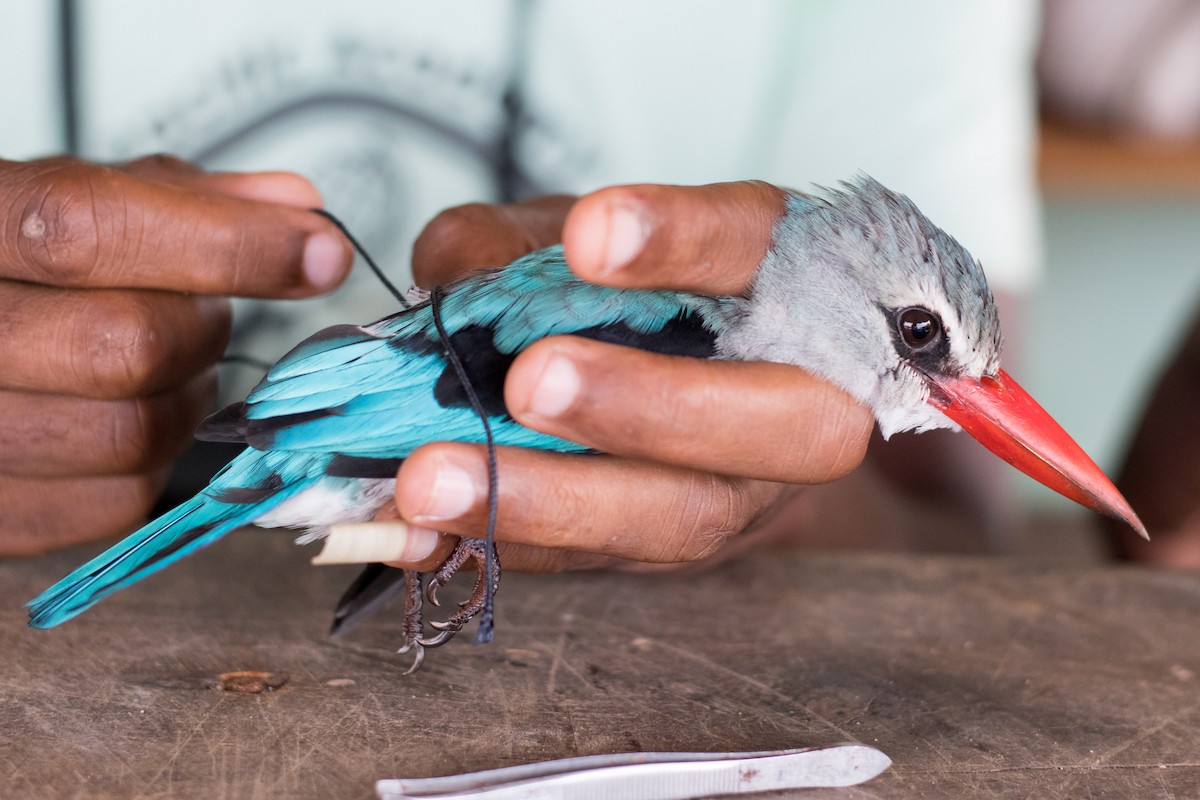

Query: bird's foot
left=418, top=536, right=500, bottom=648
left=392, top=538, right=500, bottom=671
left=396, top=568, right=426, bottom=674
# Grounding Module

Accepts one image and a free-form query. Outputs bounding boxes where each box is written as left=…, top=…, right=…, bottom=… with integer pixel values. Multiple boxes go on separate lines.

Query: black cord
left=309, top=208, right=411, bottom=309
left=219, top=209, right=410, bottom=379
left=429, top=284, right=499, bottom=644
left=309, top=206, right=499, bottom=644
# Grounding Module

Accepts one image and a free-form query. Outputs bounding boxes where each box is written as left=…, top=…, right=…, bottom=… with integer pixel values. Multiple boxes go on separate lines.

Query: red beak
left=927, top=369, right=1147, bottom=539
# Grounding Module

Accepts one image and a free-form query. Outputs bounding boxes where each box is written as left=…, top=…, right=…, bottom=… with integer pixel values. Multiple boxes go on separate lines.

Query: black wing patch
left=195, top=402, right=250, bottom=443
left=431, top=325, right=518, bottom=417
left=574, top=311, right=718, bottom=358
left=430, top=311, right=718, bottom=417
left=325, top=455, right=406, bottom=479
left=197, top=310, right=718, bottom=450
left=196, top=405, right=339, bottom=451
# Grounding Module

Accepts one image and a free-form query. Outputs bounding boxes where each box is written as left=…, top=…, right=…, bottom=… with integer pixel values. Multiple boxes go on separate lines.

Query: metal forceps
left=377, top=743, right=891, bottom=799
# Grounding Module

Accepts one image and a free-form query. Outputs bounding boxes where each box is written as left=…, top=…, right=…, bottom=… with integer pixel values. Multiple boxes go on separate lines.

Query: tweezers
left=376, top=743, right=891, bottom=799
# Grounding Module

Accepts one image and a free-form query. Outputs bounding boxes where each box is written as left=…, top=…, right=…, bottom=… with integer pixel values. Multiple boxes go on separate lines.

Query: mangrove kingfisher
left=26, top=177, right=1146, bottom=670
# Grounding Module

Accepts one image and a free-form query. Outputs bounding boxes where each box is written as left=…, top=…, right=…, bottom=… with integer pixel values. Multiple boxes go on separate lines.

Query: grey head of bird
left=717, top=175, right=1146, bottom=539
left=718, top=176, right=1002, bottom=440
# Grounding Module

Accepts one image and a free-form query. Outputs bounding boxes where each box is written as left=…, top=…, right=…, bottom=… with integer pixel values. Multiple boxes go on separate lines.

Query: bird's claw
left=417, top=629, right=456, bottom=648
left=425, top=579, right=441, bottom=608
left=395, top=537, right=501, bottom=669
left=398, top=641, right=425, bottom=674
left=422, top=573, right=469, bottom=609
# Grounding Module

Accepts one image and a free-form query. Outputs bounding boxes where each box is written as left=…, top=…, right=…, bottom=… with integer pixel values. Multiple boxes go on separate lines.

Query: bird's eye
left=898, top=308, right=941, bottom=350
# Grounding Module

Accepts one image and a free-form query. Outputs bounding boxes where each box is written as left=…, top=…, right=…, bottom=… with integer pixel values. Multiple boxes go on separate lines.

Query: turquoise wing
left=198, top=245, right=734, bottom=467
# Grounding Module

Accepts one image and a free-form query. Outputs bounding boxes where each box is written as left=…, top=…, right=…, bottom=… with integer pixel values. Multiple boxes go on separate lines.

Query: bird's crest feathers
left=718, top=176, right=1003, bottom=438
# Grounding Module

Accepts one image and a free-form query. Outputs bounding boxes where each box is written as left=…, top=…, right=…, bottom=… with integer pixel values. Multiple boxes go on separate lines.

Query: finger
left=0, top=281, right=231, bottom=398
left=0, top=157, right=351, bottom=296
left=332, top=508, right=621, bottom=573
left=328, top=505, right=616, bottom=572
left=0, top=371, right=217, bottom=477
left=394, top=442, right=786, bottom=564
left=562, top=180, right=786, bottom=295
left=491, top=542, right=627, bottom=572
left=0, top=471, right=168, bottom=556
left=318, top=495, right=802, bottom=575
left=368, top=502, right=459, bottom=571
left=120, top=155, right=325, bottom=208
left=411, top=195, right=575, bottom=286
left=504, top=337, right=873, bottom=484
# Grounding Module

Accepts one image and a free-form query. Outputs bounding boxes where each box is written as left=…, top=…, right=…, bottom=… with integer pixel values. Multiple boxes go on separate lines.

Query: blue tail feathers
left=26, top=485, right=301, bottom=629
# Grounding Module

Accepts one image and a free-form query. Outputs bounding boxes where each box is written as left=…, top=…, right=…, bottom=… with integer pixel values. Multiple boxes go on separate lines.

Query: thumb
left=411, top=195, right=576, bottom=287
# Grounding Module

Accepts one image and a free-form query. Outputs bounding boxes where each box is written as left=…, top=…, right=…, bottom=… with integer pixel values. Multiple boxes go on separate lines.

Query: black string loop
left=309, top=208, right=411, bottom=309
left=309, top=207, right=498, bottom=644
left=429, top=285, right=499, bottom=644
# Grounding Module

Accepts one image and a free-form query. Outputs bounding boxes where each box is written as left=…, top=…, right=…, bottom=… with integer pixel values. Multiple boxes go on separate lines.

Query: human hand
left=365, top=183, right=874, bottom=573
left=0, top=155, right=352, bottom=554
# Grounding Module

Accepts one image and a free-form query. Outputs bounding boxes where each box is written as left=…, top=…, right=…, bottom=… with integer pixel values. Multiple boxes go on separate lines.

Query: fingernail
left=526, top=353, right=580, bottom=419
left=303, top=231, right=348, bottom=289
left=417, top=457, right=478, bottom=521
left=602, top=202, right=648, bottom=273
left=312, top=521, right=441, bottom=564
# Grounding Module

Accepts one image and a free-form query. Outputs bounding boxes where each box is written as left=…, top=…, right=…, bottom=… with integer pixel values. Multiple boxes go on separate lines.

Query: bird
left=26, top=176, right=1145, bottom=670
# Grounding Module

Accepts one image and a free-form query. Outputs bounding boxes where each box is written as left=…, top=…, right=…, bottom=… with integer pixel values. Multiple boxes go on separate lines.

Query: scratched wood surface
left=2, top=532, right=1199, bottom=799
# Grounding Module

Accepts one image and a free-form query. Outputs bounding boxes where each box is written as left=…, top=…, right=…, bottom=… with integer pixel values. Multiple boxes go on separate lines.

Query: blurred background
left=1038, top=0, right=1200, bottom=470
left=2, top=0, right=1198, bottom=561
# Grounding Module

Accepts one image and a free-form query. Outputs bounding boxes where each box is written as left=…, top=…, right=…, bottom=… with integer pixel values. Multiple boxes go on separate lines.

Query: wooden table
left=2, top=532, right=1198, bottom=799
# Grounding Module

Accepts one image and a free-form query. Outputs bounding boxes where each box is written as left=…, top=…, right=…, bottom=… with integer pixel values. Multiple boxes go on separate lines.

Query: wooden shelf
left=1039, top=120, right=1200, bottom=194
